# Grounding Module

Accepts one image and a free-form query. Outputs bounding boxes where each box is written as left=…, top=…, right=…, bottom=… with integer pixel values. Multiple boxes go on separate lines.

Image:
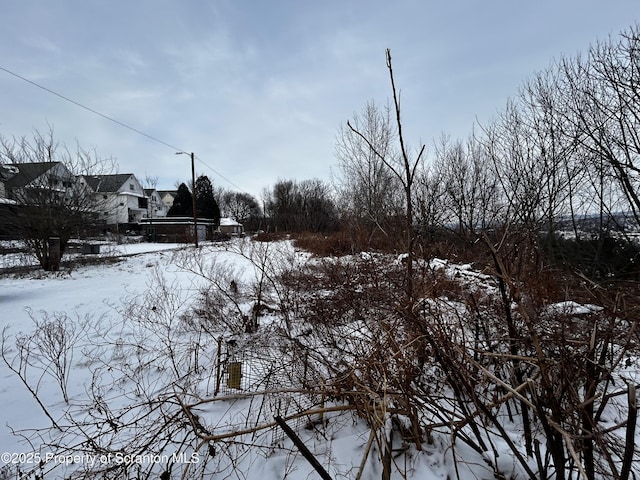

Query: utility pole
left=190, top=152, right=198, bottom=248
left=176, top=151, right=199, bottom=247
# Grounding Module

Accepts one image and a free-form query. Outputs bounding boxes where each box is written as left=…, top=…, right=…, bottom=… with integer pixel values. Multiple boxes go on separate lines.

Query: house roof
left=119, top=191, right=145, bottom=198
left=83, top=174, right=135, bottom=193
left=4, top=162, right=63, bottom=188
left=158, top=190, right=177, bottom=198
left=220, top=217, right=242, bottom=226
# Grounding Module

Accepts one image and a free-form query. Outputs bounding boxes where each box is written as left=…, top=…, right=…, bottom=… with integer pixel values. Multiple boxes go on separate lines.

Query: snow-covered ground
left=0, top=244, right=190, bottom=435
left=1, top=243, right=216, bottom=475
left=0, top=239, right=637, bottom=479
left=0, top=240, right=458, bottom=479
left=0, top=241, right=380, bottom=479
left=0, top=239, right=186, bottom=270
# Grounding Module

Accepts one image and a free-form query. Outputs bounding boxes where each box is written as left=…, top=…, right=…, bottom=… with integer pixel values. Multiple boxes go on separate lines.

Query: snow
left=0, top=239, right=185, bottom=269
left=117, top=190, right=146, bottom=198
left=544, top=300, right=604, bottom=316
left=0, top=242, right=396, bottom=478
left=0, top=246, right=199, bottom=435
left=429, top=257, right=494, bottom=286
left=219, top=217, right=241, bottom=226
left=0, top=239, right=637, bottom=479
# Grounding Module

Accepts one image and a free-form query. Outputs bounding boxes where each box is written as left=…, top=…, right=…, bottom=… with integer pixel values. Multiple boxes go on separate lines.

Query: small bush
left=253, top=231, right=288, bottom=242
left=292, top=231, right=355, bottom=257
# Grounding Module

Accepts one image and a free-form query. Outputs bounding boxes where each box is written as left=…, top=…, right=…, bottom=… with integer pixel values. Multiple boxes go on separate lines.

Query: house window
left=130, top=184, right=135, bottom=191
left=138, top=197, right=148, bottom=209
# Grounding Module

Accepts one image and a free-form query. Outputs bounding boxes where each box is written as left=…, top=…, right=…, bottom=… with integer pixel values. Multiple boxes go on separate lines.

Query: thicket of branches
left=3, top=232, right=637, bottom=479
left=290, top=24, right=640, bottom=282
left=323, top=38, right=640, bottom=478
left=335, top=26, right=639, bottom=274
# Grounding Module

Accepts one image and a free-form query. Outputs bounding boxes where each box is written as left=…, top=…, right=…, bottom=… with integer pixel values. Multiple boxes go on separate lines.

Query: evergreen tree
left=167, top=183, right=192, bottom=216
left=194, top=175, right=220, bottom=224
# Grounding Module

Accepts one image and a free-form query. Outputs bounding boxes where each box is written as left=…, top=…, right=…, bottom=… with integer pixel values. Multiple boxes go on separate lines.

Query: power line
left=0, top=64, right=251, bottom=194
left=0, top=65, right=183, bottom=152
left=193, top=155, right=248, bottom=193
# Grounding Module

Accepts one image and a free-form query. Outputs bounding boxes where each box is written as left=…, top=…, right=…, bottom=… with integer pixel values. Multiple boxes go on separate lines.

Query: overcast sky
left=0, top=1, right=637, bottom=198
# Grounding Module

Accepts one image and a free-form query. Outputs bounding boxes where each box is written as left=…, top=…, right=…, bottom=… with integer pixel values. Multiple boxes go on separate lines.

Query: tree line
left=266, top=23, right=640, bottom=278
left=329, top=23, right=640, bottom=282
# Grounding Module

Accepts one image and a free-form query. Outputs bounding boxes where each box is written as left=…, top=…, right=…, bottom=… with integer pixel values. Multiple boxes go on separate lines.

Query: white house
left=2, top=162, right=75, bottom=204
left=158, top=190, right=177, bottom=210
left=81, top=173, right=149, bottom=226
left=144, top=188, right=169, bottom=219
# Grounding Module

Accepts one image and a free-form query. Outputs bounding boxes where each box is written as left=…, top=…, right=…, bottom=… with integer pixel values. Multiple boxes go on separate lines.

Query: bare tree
left=0, top=128, right=116, bottom=270
left=263, top=178, right=337, bottom=233
left=217, top=189, right=262, bottom=227
left=335, top=100, right=403, bottom=244
left=556, top=25, right=640, bottom=226
left=346, top=49, right=425, bottom=301
left=413, top=158, right=447, bottom=240
left=435, top=133, right=501, bottom=239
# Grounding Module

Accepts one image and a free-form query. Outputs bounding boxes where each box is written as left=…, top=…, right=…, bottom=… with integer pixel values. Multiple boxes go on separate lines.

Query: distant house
left=158, top=190, right=177, bottom=210
left=144, top=188, right=169, bottom=218
left=2, top=162, right=75, bottom=204
left=0, top=161, right=90, bottom=239
left=219, top=217, right=244, bottom=235
left=80, top=173, right=148, bottom=229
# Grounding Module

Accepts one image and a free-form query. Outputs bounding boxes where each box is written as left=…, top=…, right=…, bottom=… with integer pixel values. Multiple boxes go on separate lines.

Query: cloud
left=21, top=35, right=61, bottom=54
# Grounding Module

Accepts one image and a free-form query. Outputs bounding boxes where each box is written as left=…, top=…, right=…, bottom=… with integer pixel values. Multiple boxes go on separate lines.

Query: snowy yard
left=0, top=238, right=638, bottom=479
left=0, top=240, right=390, bottom=479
